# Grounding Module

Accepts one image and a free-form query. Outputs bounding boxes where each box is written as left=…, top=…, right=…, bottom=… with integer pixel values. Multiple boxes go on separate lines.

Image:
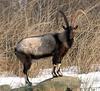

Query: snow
left=0, top=68, right=100, bottom=91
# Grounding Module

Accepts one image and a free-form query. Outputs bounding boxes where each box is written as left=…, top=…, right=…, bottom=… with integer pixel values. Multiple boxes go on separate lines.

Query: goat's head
left=59, top=10, right=78, bottom=40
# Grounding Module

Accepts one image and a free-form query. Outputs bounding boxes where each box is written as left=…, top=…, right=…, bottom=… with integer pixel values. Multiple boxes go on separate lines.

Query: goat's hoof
left=53, top=74, right=63, bottom=78
left=53, top=75, right=59, bottom=78
left=26, top=81, right=32, bottom=86
left=58, top=73, right=63, bottom=77
left=59, top=74, right=63, bottom=77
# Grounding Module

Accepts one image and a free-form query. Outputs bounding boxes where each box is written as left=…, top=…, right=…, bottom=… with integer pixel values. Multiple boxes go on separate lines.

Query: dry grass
left=0, top=0, right=100, bottom=76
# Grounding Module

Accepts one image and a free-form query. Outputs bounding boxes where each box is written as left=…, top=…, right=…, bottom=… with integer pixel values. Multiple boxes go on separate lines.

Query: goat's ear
left=62, top=25, right=66, bottom=30
left=73, top=25, right=78, bottom=30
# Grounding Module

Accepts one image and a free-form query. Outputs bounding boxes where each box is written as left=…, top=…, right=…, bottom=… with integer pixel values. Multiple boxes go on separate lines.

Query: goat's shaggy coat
left=15, top=11, right=78, bottom=85
left=16, top=35, right=56, bottom=56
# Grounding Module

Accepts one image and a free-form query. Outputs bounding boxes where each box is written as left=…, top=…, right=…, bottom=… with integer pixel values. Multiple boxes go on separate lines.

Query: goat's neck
left=58, top=31, right=73, bottom=48
left=58, top=32, right=68, bottom=48
left=65, top=31, right=74, bottom=48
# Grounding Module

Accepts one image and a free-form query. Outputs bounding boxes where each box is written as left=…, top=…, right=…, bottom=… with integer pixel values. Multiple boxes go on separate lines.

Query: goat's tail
left=14, top=48, right=21, bottom=60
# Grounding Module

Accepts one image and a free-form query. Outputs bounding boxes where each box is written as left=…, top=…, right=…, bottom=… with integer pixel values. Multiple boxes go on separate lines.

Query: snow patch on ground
left=0, top=67, right=100, bottom=91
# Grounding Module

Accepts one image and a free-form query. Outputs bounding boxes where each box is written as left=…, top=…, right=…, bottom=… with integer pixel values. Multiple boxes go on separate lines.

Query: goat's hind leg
left=23, top=58, right=32, bottom=86
left=15, top=50, right=32, bottom=86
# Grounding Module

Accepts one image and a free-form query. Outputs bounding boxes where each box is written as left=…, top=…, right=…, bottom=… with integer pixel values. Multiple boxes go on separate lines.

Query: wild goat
left=15, top=10, right=78, bottom=85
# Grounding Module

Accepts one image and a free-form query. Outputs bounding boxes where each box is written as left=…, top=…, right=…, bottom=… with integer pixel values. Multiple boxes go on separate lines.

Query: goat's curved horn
left=71, top=11, right=80, bottom=28
left=59, top=10, right=69, bottom=27
left=71, top=9, right=88, bottom=28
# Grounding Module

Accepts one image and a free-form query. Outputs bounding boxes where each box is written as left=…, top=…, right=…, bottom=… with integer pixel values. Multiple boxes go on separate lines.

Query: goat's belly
left=17, top=35, right=56, bottom=55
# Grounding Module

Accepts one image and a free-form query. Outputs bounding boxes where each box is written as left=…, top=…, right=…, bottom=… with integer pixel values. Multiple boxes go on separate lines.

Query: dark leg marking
left=52, top=65, right=58, bottom=77
left=57, top=64, right=63, bottom=77
left=52, top=49, right=62, bottom=77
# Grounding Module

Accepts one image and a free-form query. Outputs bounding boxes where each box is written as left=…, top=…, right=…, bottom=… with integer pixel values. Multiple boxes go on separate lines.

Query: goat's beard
left=67, top=38, right=74, bottom=48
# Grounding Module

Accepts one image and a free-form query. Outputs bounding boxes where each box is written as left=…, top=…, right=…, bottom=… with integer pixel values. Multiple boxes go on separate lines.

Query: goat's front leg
left=52, top=51, right=63, bottom=77
left=57, top=64, right=63, bottom=77
left=52, top=64, right=58, bottom=77
left=52, top=45, right=67, bottom=77
left=52, top=63, right=63, bottom=77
